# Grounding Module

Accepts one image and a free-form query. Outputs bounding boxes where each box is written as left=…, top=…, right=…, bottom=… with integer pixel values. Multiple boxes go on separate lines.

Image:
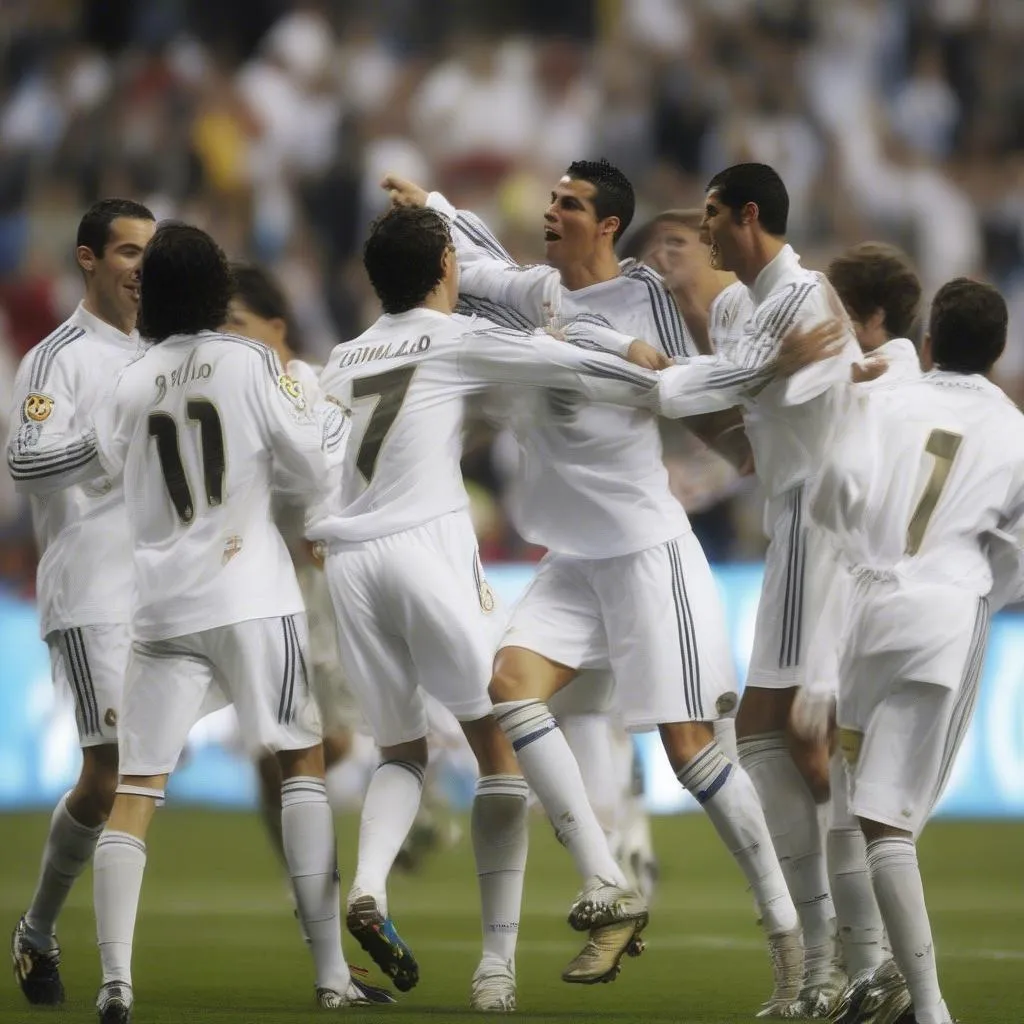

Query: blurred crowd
left=3, top=0, right=1024, bottom=589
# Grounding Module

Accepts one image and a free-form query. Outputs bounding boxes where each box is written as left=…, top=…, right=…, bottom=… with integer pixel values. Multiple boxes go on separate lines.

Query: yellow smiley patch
left=24, top=393, right=54, bottom=422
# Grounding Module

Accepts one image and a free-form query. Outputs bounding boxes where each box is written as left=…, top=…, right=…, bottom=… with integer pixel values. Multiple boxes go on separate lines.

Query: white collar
left=748, top=244, right=801, bottom=306
left=71, top=302, right=138, bottom=347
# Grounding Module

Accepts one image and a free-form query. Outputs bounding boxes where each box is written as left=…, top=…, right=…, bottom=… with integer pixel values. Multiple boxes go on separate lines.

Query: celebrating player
left=7, top=199, right=155, bottom=1008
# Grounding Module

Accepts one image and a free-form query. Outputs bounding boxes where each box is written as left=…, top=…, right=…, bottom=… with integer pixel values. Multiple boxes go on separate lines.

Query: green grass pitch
left=0, top=810, right=1021, bottom=1022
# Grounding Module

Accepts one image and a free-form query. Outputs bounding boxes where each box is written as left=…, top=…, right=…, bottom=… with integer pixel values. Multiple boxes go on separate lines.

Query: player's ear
left=76, top=245, right=98, bottom=276
left=601, top=215, right=620, bottom=240
left=740, top=202, right=759, bottom=227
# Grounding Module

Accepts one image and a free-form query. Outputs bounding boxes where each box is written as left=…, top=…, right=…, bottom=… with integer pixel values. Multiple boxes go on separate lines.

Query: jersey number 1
left=905, top=428, right=962, bottom=555
left=148, top=400, right=226, bottom=524
left=352, top=367, right=416, bottom=482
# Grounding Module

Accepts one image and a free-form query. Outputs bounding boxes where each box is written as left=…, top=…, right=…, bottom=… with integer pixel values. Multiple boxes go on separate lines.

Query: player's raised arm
left=6, top=356, right=108, bottom=493
left=456, top=322, right=659, bottom=409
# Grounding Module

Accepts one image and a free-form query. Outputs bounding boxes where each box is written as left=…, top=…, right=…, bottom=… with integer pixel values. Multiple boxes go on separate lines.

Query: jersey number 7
left=148, top=399, right=226, bottom=524
left=905, top=428, right=962, bottom=555
left=352, top=367, right=417, bottom=482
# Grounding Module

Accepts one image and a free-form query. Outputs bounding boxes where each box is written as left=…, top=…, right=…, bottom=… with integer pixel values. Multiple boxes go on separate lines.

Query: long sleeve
left=657, top=355, right=773, bottom=417
left=456, top=325, right=658, bottom=408
left=6, top=357, right=106, bottom=493
left=428, top=191, right=557, bottom=327
left=256, top=358, right=350, bottom=502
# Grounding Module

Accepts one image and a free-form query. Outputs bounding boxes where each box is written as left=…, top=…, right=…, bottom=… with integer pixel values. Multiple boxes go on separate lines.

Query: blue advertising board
left=2, top=565, right=1022, bottom=816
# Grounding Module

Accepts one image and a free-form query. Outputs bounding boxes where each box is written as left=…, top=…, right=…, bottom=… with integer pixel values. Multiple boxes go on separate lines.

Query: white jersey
left=93, top=331, right=349, bottom=641
left=809, top=370, right=1024, bottom=602
left=660, top=247, right=861, bottom=512
left=430, top=191, right=693, bottom=558
left=5, top=304, right=142, bottom=637
left=870, top=337, right=920, bottom=382
left=310, top=307, right=658, bottom=545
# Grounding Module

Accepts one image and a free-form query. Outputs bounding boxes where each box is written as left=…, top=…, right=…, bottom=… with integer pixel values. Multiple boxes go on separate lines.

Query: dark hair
left=928, top=277, right=1007, bottom=374
left=827, top=242, right=921, bottom=339
left=229, top=261, right=303, bottom=353
left=705, top=163, right=789, bottom=237
left=138, top=223, right=232, bottom=342
left=566, top=158, right=635, bottom=242
left=76, top=198, right=155, bottom=258
left=363, top=206, right=452, bottom=314
left=621, top=208, right=704, bottom=260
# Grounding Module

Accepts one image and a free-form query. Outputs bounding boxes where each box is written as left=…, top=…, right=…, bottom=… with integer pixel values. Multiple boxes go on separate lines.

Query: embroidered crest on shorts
left=24, top=393, right=54, bottom=423
left=223, top=535, right=244, bottom=565
left=277, top=374, right=307, bottom=411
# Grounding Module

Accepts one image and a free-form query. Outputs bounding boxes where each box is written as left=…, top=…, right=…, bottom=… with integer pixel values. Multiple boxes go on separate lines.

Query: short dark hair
left=138, top=223, right=232, bottom=342
left=76, top=198, right=155, bottom=258
left=827, top=242, right=922, bottom=339
left=621, top=208, right=704, bottom=260
left=566, top=158, right=635, bottom=242
left=928, top=278, right=1007, bottom=375
left=363, top=206, right=452, bottom=315
left=229, top=261, right=303, bottom=353
left=705, top=163, right=789, bottom=237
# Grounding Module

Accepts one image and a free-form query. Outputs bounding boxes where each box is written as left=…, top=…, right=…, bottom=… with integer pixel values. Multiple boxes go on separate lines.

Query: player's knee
left=256, top=752, right=283, bottom=806
left=276, top=742, right=326, bottom=780
left=735, top=686, right=794, bottom=738
left=658, top=720, right=715, bottom=771
left=74, top=745, right=120, bottom=821
left=858, top=816, right=910, bottom=843
left=380, top=736, right=428, bottom=770
left=787, top=734, right=831, bottom=804
left=488, top=658, right=530, bottom=705
left=489, top=646, right=563, bottom=704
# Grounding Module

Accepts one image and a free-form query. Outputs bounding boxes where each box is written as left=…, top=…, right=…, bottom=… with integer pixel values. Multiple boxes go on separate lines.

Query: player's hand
left=851, top=356, right=889, bottom=384
left=790, top=687, right=836, bottom=745
left=626, top=339, right=672, bottom=371
left=774, top=318, right=847, bottom=378
left=381, top=174, right=429, bottom=208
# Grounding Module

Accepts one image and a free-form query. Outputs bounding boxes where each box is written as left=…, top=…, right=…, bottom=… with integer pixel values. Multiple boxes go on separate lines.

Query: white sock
left=281, top=776, right=349, bottom=994
left=714, top=716, right=739, bottom=762
left=472, top=775, right=529, bottom=964
left=559, top=713, right=620, bottom=840
left=93, top=830, right=147, bottom=986
left=24, top=792, right=103, bottom=949
left=739, top=733, right=835, bottom=954
left=829, top=828, right=884, bottom=977
left=350, top=760, right=425, bottom=916
left=677, top=741, right=798, bottom=935
left=494, top=700, right=629, bottom=887
left=867, top=836, right=947, bottom=1024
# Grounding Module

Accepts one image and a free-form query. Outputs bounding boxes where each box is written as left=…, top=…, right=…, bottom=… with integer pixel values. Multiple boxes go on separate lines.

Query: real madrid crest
left=24, top=393, right=54, bottom=423
left=277, top=374, right=307, bottom=411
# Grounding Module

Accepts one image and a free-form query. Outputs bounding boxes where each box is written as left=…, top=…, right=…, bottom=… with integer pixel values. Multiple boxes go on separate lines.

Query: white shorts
left=748, top=486, right=835, bottom=690
left=837, top=593, right=989, bottom=835
left=500, top=530, right=737, bottom=730
left=119, top=615, right=323, bottom=776
left=47, top=624, right=129, bottom=748
left=296, top=563, right=364, bottom=734
left=323, top=512, right=500, bottom=748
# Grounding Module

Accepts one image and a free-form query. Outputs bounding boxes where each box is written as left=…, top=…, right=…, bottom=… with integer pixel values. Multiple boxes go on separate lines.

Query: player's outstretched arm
left=6, top=359, right=108, bottom=494
left=457, top=325, right=660, bottom=409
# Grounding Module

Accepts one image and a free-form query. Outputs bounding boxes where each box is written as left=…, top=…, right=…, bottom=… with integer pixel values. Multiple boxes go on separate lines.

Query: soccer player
left=800, top=278, right=1024, bottom=1024
left=310, top=204, right=671, bottom=1008
left=83, top=223, right=389, bottom=1021
left=384, top=162, right=825, bottom=998
left=666, top=164, right=866, bottom=1017
left=6, top=198, right=155, bottom=1007
left=809, top=242, right=923, bottom=985
left=223, top=262, right=358, bottom=863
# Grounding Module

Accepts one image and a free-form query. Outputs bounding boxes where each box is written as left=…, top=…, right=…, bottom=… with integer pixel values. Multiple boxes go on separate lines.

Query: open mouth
left=544, top=228, right=561, bottom=243
left=709, top=242, right=720, bottom=266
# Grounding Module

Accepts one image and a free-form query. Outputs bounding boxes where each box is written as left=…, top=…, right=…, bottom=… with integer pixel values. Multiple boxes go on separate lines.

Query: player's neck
left=82, top=293, right=135, bottom=336
left=419, top=290, right=454, bottom=316
left=557, top=250, right=621, bottom=292
left=734, top=235, right=786, bottom=289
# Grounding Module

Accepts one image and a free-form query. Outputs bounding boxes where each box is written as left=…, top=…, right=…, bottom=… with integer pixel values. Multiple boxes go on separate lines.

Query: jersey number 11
left=148, top=399, right=226, bottom=524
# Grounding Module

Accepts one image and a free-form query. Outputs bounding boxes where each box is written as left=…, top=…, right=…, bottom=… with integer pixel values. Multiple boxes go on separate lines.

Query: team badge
left=24, top=393, right=54, bottom=422
left=479, top=579, right=496, bottom=614
left=278, top=374, right=307, bottom=411
left=716, top=692, right=738, bottom=715
left=222, top=535, right=244, bottom=565
left=104, top=708, right=118, bottom=728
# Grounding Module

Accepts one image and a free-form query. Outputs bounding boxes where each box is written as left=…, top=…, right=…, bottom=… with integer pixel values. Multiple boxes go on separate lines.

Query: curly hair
left=138, top=223, right=232, bottom=342
left=827, top=242, right=922, bottom=340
